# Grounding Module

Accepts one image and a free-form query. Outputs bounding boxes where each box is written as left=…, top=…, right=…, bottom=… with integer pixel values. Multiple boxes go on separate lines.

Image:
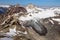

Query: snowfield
left=19, top=5, right=60, bottom=23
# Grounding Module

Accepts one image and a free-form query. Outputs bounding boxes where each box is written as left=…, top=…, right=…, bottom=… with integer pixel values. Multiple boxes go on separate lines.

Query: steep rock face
left=0, top=5, right=27, bottom=33
left=0, top=5, right=27, bottom=24
left=0, top=5, right=34, bottom=40
left=0, top=15, right=30, bottom=40
left=7, top=5, right=27, bottom=15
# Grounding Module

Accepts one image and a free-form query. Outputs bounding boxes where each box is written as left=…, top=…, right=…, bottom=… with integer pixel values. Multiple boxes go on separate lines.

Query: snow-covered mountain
left=27, top=4, right=60, bottom=18
left=19, top=4, right=60, bottom=21
left=0, top=5, right=10, bottom=8
left=0, top=4, right=60, bottom=40
left=0, top=4, right=60, bottom=37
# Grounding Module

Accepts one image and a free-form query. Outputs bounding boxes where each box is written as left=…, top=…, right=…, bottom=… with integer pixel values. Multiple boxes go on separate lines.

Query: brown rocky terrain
left=0, top=4, right=60, bottom=40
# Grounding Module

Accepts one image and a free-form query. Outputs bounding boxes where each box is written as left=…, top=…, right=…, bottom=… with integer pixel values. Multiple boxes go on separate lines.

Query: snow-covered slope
left=19, top=4, right=60, bottom=22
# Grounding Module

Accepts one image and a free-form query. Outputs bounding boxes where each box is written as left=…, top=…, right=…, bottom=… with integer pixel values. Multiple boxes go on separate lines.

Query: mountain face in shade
left=0, top=7, right=8, bottom=14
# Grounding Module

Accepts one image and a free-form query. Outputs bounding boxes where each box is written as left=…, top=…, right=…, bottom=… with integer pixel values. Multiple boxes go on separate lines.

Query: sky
left=0, top=0, right=60, bottom=6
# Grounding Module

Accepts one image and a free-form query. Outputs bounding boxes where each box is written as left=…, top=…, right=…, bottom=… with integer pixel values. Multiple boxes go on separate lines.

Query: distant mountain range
left=0, top=5, right=10, bottom=8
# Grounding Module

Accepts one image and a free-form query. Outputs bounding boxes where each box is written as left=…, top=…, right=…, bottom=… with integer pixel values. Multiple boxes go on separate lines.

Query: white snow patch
left=6, top=26, right=27, bottom=36
left=52, top=18, right=60, bottom=22
left=19, top=8, right=57, bottom=21
left=48, top=19, right=54, bottom=24
left=6, top=27, right=17, bottom=36
left=19, top=15, right=32, bottom=21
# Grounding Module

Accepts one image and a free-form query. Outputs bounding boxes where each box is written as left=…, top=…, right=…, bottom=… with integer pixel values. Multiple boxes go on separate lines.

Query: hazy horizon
left=0, top=0, right=60, bottom=7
